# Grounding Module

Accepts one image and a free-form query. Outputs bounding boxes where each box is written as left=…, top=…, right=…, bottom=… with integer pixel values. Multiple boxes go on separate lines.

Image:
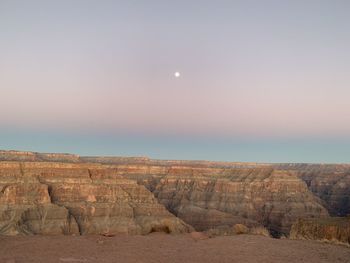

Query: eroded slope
left=1, top=150, right=348, bottom=237
left=0, top=162, right=190, bottom=235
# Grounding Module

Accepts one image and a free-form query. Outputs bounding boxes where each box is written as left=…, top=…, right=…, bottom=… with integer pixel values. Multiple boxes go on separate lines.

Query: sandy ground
left=0, top=233, right=349, bottom=263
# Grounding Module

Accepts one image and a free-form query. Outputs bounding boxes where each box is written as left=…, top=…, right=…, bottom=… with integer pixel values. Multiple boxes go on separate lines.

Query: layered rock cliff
left=0, top=150, right=348, bottom=237
left=0, top=161, right=191, bottom=235
left=276, top=164, right=350, bottom=217
left=123, top=166, right=328, bottom=235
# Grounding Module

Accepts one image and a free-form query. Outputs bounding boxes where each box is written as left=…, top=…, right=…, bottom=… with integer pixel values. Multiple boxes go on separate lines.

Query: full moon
left=174, top=72, right=180, bottom=78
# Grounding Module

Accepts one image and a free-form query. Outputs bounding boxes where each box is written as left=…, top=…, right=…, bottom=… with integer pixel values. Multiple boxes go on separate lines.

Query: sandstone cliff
left=0, top=161, right=191, bottom=235
left=124, top=167, right=328, bottom=236
left=0, top=150, right=348, bottom=238
left=276, top=164, right=350, bottom=217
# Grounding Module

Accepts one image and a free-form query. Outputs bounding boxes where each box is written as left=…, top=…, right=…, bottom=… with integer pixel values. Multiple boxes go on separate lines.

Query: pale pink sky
left=1, top=1, right=350, bottom=162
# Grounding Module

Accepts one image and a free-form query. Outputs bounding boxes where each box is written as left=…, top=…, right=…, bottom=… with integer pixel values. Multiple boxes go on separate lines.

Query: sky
left=1, top=0, right=350, bottom=163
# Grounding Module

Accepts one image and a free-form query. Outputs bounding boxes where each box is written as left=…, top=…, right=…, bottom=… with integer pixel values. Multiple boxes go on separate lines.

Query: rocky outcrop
left=126, top=167, right=328, bottom=236
left=1, top=150, right=349, bottom=237
left=276, top=164, right=350, bottom=217
left=290, top=217, right=350, bottom=245
left=0, top=162, right=191, bottom=235
left=0, top=164, right=79, bottom=235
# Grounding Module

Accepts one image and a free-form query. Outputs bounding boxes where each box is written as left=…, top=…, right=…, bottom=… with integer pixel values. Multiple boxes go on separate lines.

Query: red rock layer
left=0, top=162, right=191, bottom=235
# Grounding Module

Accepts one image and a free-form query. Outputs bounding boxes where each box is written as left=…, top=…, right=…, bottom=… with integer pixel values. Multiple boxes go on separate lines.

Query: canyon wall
left=0, top=150, right=348, bottom=237
left=0, top=161, right=191, bottom=235
left=121, top=166, right=328, bottom=235
left=276, top=164, right=350, bottom=217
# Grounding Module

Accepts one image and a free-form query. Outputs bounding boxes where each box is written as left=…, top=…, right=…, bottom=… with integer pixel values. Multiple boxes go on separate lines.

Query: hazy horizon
left=1, top=0, right=350, bottom=163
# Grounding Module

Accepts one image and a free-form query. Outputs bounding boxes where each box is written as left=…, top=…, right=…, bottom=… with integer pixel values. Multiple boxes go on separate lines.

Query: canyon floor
left=1, top=234, right=349, bottom=263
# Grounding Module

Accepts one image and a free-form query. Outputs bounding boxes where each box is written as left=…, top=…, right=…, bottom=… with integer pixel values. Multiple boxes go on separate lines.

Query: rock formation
left=276, top=164, right=350, bottom=217
left=0, top=150, right=349, bottom=238
left=0, top=161, right=191, bottom=235
left=127, top=167, right=328, bottom=235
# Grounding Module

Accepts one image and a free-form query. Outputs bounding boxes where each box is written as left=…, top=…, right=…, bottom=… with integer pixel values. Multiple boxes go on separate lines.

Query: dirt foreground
left=1, top=233, right=349, bottom=263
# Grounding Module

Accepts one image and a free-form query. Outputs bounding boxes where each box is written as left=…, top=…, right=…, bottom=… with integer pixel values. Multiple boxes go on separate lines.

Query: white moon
left=174, top=72, right=180, bottom=78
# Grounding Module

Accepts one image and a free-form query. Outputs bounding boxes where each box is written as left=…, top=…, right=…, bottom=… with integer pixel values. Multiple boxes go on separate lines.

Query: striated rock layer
left=121, top=166, right=328, bottom=235
left=276, top=164, right=350, bottom=217
left=1, top=150, right=349, bottom=237
left=0, top=162, right=191, bottom=235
